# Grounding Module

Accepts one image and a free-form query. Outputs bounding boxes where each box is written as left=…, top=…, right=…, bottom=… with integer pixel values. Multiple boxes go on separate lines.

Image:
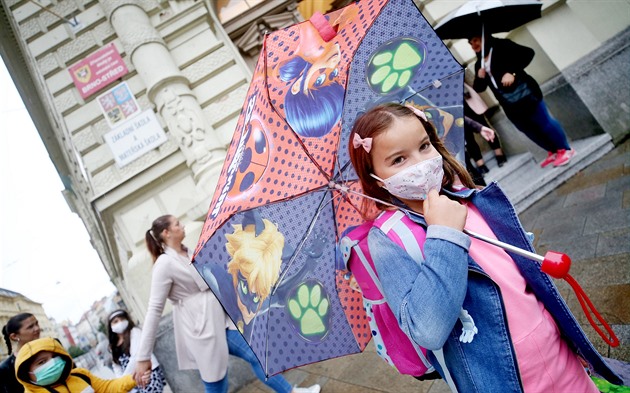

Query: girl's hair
left=349, top=103, right=474, bottom=219
left=2, top=313, right=34, bottom=355
left=145, top=214, right=188, bottom=262
left=107, top=309, right=136, bottom=365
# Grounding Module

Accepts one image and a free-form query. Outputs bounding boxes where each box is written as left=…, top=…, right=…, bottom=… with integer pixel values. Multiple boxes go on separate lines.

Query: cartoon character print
left=267, top=1, right=386, bottom=139
left=202, top=210, right=331, bottom=342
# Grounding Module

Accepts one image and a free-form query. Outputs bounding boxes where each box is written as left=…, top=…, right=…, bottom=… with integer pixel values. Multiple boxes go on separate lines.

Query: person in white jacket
left=107, top=309, right=165, bottom=393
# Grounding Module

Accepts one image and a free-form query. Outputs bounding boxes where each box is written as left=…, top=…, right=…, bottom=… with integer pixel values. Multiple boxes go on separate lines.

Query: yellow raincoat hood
left=15, top=337, right=74, bottom=391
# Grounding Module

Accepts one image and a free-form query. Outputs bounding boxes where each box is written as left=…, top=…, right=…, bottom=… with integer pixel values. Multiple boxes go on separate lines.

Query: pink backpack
left=339, top=210, right=435, bottom=377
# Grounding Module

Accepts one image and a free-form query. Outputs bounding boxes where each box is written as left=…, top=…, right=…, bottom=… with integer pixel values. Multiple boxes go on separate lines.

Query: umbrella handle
left=464, top=229, right=619, bottom=347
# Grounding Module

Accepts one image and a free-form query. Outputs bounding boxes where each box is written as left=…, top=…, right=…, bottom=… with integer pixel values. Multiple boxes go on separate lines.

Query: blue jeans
left=202, top=375, right=228, bottom=393
left=226, top=329, right=293, bottom=393
left=507, top=99, right=571, bottom=152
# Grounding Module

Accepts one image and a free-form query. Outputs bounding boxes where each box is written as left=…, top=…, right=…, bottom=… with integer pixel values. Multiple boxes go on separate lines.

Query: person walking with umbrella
left=469, top=34, right=576, bottom=167
left=133, top=214, right=320, bottom=393
left=346, top=103, right=621, bottom=392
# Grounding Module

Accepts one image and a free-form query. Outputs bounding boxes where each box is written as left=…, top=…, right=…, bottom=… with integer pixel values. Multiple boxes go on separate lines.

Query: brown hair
left=349, top=103, right=474, bottom=219
left=145, top=215, right=188, bottom=262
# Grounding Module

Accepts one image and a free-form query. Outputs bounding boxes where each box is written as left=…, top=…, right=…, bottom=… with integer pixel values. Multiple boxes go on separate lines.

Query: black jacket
left=473, top=37, right=543, bottom=111
left=0, top=354, right=24, bottom=393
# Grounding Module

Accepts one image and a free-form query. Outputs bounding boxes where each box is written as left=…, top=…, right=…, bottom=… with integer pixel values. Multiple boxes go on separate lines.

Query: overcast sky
left=0, top=59, right=116, bottom=324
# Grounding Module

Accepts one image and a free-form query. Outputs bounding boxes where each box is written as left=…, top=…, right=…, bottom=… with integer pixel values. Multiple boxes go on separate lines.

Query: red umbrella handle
left=542, top=251, right=620, bottom=347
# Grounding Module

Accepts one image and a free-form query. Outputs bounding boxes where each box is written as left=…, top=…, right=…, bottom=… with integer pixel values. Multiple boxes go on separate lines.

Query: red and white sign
left=68, top=43, right=128, bottom=99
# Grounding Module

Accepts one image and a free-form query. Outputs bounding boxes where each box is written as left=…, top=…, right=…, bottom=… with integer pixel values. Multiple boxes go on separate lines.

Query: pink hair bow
left=405, top=104, right=427, bottom=121
left=353, top=133, right=372, bottom=153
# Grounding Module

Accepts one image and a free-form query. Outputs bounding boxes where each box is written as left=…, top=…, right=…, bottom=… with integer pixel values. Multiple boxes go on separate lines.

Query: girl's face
left=165, top=216, right=186, bottom=242
left=370, top=115, right=440, bottom=182
left=12, top=316, right=41, bottom=344
left=304, top=43, right=341, bottom=93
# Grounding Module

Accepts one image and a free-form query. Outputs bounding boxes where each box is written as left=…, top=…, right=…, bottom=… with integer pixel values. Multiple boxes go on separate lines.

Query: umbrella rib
left=271, top=190, right=331, bottom=295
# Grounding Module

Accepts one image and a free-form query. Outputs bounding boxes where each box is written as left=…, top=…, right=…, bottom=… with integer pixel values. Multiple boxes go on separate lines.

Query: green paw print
left=367, top=38, right=427, bottom=94
left=591, top=377, right=630, bottom=393
left=288, top=282, right=330, bottom=338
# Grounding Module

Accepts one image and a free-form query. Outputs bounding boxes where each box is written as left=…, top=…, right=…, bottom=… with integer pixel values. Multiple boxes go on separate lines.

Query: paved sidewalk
left=235, top=140, right=630, bottom=393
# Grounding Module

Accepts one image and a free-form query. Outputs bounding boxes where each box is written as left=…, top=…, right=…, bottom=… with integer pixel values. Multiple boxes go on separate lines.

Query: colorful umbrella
left=192, top=0, right=464, bottom=376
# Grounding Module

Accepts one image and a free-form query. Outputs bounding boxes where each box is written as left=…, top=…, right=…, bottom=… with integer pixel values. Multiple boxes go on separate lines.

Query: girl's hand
left=501, top=73, right=515, bottom=87
left=480, top=126, right=495, bottom=142
left=477, top=68, right=486, bottom=78
left=134, top=360, right=151, bottom=388
left=424, top=189, right=467, bottom=231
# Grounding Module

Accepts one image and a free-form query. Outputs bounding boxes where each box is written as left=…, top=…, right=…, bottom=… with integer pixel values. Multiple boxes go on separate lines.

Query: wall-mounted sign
left=103, top=109, right=168, bottom=167
left=68, top=42, right=128, bottom=99
left=97, top=82, right=140, bottom=128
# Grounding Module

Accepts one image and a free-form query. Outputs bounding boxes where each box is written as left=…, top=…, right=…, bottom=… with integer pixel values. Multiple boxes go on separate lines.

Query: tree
left=67, top=345, right=86, bottom=358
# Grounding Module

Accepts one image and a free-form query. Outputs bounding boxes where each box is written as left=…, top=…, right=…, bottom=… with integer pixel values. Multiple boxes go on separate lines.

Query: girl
left=107, top=309, right=165, bottom=393
left=133, top=214, right=320, bottom=393
left=348, top=103, right=621, bottom=392
left=1, top=313, right=41, bottom=393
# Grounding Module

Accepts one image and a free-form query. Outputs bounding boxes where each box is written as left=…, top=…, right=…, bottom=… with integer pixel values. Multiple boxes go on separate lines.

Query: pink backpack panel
left=339, top=210, right=434, bottom=377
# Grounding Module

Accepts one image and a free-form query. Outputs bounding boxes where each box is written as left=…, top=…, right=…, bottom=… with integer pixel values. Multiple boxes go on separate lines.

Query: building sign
left=68, top=43, right=128, bottom=99
left=103, top=109, right=168, bottom=167
left=97, top=82, right=140, bottom=128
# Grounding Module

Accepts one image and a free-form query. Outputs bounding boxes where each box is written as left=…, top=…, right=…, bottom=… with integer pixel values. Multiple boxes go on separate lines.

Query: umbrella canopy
left=192, top=0, right=464, bottom=377
left=434, top=0, right=543, bottom=40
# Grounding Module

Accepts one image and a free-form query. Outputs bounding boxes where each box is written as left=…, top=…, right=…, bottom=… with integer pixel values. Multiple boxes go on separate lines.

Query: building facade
left=1, top=0, right=628, bottom=389
left=0, top=288, right=56, bottom=359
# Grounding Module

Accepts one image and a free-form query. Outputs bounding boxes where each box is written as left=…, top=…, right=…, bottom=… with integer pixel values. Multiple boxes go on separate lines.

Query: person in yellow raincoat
left=15, top=337, right=148, bottom=393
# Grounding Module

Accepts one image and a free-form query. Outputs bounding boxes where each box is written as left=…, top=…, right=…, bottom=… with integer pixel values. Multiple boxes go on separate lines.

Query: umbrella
left=192, top=0, right=465, bottom=377
left=434, top=0, right=543, bottom=40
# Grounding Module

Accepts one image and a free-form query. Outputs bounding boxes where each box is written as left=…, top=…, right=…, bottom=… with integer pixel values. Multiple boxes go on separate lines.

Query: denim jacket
left=368, top=182, right=622, bottom=392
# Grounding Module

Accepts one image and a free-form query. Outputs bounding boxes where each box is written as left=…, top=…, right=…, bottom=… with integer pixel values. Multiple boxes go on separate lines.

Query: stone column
left=99, top=0, right=226, bottom=193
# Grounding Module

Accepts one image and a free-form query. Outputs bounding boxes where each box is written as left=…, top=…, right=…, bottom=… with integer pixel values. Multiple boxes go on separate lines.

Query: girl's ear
left=9, top=332, right=19, bottom=342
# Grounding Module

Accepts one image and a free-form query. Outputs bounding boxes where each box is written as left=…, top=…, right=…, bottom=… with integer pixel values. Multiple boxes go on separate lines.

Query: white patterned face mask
left=371, top=155, right=444, bottom=200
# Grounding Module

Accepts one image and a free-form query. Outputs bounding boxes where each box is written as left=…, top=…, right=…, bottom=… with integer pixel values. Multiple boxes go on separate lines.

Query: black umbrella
left=434, top=0, right=543, bottom=40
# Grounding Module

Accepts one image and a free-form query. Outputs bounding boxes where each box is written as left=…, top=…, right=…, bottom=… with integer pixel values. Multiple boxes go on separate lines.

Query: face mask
left=31, top=356, right=66, bottom=386
left=111, top=320, right=129, bottom=334
left=371, top=155, right=444, bottom=200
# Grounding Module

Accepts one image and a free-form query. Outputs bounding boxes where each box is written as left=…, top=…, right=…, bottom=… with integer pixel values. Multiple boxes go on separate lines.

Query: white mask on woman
left=371, top=155, right=444, bottom=200
left=111, top=320, right=129, bottom=334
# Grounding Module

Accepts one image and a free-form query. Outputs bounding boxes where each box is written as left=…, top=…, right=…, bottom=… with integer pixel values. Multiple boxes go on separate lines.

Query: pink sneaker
left=540, top=152, right=556, bottom=168
left=553, top=149, right=576, bottom=167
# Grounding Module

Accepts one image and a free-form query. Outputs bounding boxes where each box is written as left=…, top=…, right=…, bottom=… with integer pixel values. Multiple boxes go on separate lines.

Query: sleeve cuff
left=426, top=225, right=471, bottom=250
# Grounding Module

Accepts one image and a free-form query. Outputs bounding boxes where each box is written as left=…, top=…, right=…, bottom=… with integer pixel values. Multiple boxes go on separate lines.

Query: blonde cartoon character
left=226, top=218, right=284, bottom=330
